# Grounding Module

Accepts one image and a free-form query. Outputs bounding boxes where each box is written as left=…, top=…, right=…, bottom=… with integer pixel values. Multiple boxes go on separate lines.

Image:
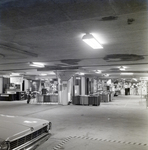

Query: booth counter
left=36, top=94, right=58, bottom=103
left=0, top=92, right=21, bottom=101
left=72, top=95, right=100, bottom=106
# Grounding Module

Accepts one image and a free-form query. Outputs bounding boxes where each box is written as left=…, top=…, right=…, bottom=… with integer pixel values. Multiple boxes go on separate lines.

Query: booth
left=36, top=93, right=58, bottom=103
left=72, top=95, right=100, bottom=106
left=0, top=92, right=21, bottom=101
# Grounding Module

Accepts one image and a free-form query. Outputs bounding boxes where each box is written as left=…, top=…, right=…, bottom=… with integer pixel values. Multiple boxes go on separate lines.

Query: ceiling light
left=40, top=73, right=47, bottom=76
left=48, top=72, right=56, bottom=75
left=119, top=66, right=125, bottom=71
left=82, top=33, right=103, bottom=49
left=120, top=73, right=133, bottom=75
left=79, top=72, right=85, bottom=75
left=10, top=73, right=20, bottom=76
left=78, top=72, right=85, bottom=75
left=95, top=70, right=102, bottom=74
left=103, top=74, right=109, bottom=77
left=30, top=62, right=44, bottom=68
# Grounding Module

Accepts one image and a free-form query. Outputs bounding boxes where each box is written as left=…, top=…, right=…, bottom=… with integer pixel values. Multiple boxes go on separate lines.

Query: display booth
left=0, top=76, right=23, bottom=101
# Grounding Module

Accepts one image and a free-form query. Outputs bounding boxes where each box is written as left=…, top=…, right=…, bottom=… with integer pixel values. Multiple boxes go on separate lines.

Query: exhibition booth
left=0, top=75, right=146, bottom=106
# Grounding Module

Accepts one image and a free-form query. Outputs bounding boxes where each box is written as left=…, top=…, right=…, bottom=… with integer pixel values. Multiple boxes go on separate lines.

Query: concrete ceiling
left=0, top=0, right=148, bottom=81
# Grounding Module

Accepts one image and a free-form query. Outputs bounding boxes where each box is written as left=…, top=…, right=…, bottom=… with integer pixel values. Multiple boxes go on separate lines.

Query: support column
left=56, top=71, right=76, bottom=105
left=81, top=76, right=85, bottom=96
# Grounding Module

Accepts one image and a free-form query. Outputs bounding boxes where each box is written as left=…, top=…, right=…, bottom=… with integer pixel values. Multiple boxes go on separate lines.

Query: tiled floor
left=0, top=95, right=147, bottom=150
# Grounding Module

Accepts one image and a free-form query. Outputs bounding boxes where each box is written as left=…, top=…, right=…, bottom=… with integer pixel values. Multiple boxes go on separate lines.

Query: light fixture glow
left=79, top=72, right=85, bottom=75
left=95, top=70, right=102, bottom=74
left=82, top=33, right=103, bottom=49
left=103, top=74, right=109, bottom=77
left=40, top=73, right=47, bottom=76
left=119, top=66, right=125, bottom=71
left=120, top=73, right=133, bottom=75
left=30, top=62, right=44, bottom=68
left=48, top=71, right=56, bottom=75
left=10, top=73, right=20, bottom=76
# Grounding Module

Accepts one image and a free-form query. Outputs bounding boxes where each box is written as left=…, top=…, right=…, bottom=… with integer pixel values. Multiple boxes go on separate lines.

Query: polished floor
left=0, top=95, right=147, bottom=150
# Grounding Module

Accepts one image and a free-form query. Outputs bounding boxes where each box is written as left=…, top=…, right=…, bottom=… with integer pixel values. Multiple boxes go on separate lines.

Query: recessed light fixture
left=95, top=70, right=102, bottom=74
left=82, top=33, right=103, bottom=49
left=76, top=72, right=85, bottom=75
left=120, top=73, right=133, bottom=75
left=30, top=62, right=45, bottom=68
left=79, top=72, right=85, bottom=75
left=119, top=66, right=126, bottom=71
left=103, top=74, right=109, bottom=77
left=48, top=72, right=56, bottom=75
left=40, top=73, right=47, bottom=76
left=10, top=73, right=20, bottom=76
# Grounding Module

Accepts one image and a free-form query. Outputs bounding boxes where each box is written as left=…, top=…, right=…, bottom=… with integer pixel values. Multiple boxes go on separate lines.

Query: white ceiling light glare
left=119, top=66, right=126, bottom=71
left=95, top=70, right=102, bottom=74
left=79, top=72, right=85, bottom=75
left=90, top=33, right=106, bottom=44
left=48, top=71, right=56, bottom=75
left=103, top=74, right=109, bottom=77
left=10, top=73, right=20, bottom=76
left=120, top=73, right=133, bottom=75
left=30, top=62, right=45, bottom=68
left=82, top=33, right=103, bottom=49
left=40, top=73, right=47, bottom=76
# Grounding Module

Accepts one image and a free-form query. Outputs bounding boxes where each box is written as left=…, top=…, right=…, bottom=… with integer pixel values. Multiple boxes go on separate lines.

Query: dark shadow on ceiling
left=103, top=54, right=144, bottom=62
left=60, top=59, right=81, bottom=65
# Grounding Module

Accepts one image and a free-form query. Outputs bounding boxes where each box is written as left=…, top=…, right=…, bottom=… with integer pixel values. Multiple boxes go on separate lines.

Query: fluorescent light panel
left=82, top=34, right=103, bottom=49
left=120, top=73, right=133, bottom=75
left=10, top=73, right=20, bottom=76
left=103, top=74, right=109, bottom=77
left=79, top=72, right=85, bottom=75
left=119, top=66, right=125, bottom=71
left=40, top=73, right=47, bottom=76
left=30, top=62, right=44, bottom=68
left=95, top=70, right=102, bottom=74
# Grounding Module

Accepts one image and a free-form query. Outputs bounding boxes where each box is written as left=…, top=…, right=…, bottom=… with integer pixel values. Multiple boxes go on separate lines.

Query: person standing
left=124, top=83, right=128, bottom=95
left=26, top=89, right=32, bottom=104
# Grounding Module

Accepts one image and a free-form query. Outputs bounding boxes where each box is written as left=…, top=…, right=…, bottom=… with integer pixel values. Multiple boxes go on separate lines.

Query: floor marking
left=53, top=136, right=148, bottom=150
